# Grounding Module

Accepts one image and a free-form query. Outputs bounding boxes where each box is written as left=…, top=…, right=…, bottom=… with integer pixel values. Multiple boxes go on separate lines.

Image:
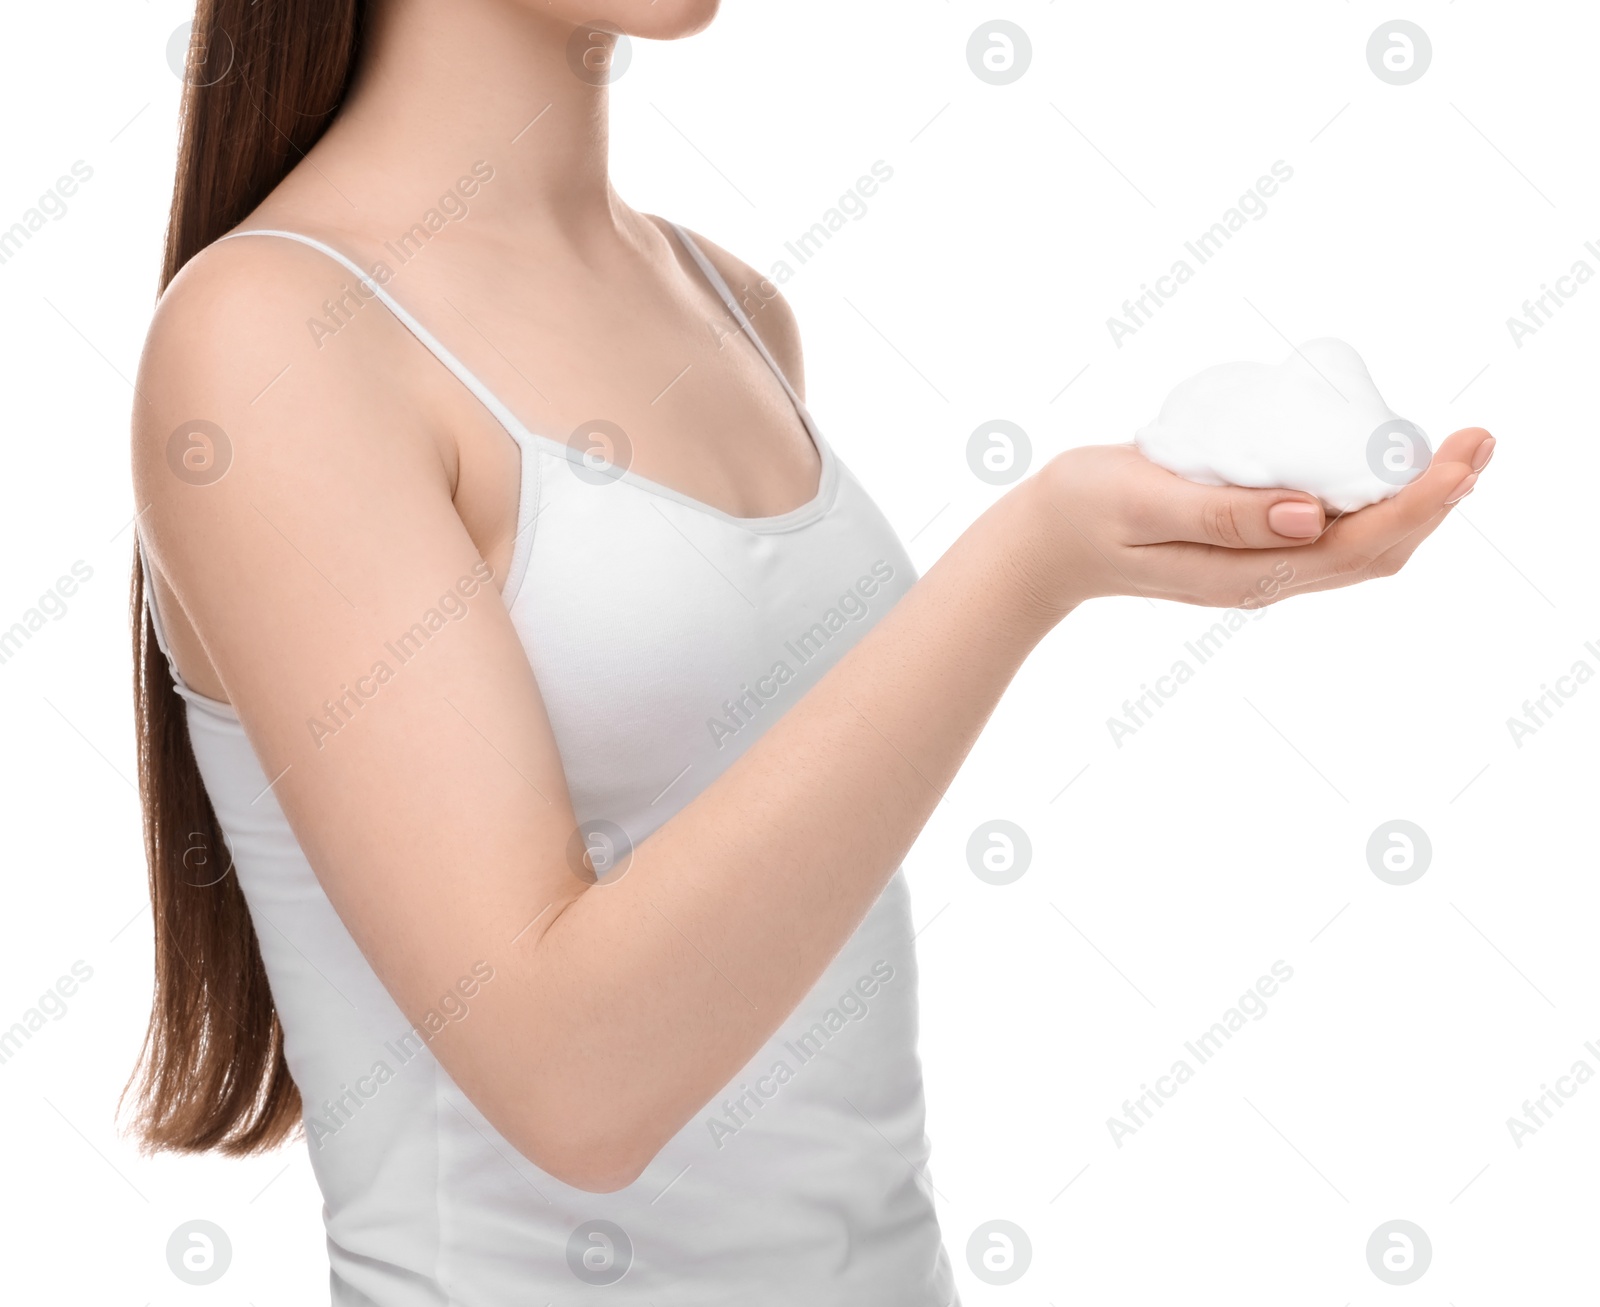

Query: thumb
left=1153, top=477, right=1328, bottom=548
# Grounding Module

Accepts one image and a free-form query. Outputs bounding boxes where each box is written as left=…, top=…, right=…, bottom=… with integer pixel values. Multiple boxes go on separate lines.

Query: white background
left=1, top=1, right=1595, bottom=1302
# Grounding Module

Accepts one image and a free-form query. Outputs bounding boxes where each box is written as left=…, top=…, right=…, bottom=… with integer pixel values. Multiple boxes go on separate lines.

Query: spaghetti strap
left=212, top=228, right=535, bottom=455
left=200, top=221, right=829, bottom=536
left=140, top=228, right=549, bottom=714
left=218, top=224, right=809, bottom=438
left=136, top=529, right=179, bottom=678
left=663, top=221, right=808, bottom=412
left=135, top=528, right=236, bottom=716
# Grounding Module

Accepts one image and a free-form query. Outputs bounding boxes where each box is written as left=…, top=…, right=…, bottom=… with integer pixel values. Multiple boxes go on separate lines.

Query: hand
left=1018, top=426, right=1495, bottom=614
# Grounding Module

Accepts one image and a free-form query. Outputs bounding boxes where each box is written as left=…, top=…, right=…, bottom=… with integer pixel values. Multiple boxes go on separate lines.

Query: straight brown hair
left=125, top=0, right=368, bottom=1155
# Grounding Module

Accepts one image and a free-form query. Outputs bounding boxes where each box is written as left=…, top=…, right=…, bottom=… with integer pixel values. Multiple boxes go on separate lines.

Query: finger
left=1315, top=426, right=1490, bottom=565
left=1286, top=504, right=1451, bottom=597
left=1130, top=466, right=1328, bottom=549
left=1148, top=426, right=1494, bottom=602
left=1274, top=427, right=1493, bottom=590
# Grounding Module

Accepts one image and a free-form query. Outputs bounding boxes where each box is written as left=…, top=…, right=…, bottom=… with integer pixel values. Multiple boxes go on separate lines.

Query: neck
left=312, top=1, right=630, bottom=250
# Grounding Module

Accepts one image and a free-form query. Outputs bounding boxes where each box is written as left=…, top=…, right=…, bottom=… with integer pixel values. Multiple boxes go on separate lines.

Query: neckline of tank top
left=209, top=223, right=842, bottom=535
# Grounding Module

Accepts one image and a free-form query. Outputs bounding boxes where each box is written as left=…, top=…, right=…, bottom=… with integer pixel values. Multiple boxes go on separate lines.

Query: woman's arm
left=132, top=236, right=1489, bottom=1191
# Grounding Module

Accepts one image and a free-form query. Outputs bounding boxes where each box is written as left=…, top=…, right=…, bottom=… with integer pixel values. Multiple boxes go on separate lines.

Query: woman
left=126, top=1, right=1493, bottom=1302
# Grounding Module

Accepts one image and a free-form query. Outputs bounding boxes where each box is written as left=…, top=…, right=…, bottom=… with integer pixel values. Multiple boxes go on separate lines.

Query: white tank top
left=140, top=224, right=958, bottom=1305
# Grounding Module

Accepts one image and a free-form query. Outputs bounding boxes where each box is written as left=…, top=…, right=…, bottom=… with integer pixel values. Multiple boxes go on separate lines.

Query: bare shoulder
left=654, top=217, right=806, bottom=400
left=138, top=230, right=376, bottom=400
left=131, top=231, right=441, bottom=565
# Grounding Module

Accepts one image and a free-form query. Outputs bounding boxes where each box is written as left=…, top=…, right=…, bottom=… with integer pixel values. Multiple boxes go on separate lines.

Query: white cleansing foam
left=1135, top=338, right=1430, bottom=513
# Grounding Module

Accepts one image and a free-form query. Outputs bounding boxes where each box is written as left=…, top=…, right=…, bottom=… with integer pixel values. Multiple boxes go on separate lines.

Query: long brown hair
left=125, top=0, right=368, bottom=1155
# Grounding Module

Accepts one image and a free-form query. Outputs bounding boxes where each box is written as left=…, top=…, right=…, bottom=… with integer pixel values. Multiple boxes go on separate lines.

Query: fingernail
left=1472, top=436, right=1496, bottom=471
left=1445, top=472, right=1478, bottom=504
left=1268, top=501, right=1322, bottom=537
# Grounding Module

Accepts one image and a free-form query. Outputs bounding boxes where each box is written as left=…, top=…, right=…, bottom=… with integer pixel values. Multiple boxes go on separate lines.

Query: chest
left=396, top=255, right=821, bottom=582
left=505, top=456, right=916, bottom=837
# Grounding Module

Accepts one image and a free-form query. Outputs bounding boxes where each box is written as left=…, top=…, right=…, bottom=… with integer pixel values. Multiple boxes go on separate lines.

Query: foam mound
left=1135, top=338, right=1430, bottom=513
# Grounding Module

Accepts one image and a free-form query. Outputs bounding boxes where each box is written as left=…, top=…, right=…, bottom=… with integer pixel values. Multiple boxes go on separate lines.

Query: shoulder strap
left=212, top=228, right=535, bottom=450
left=664, top=221, right=807, bottom=411
left=135, top=527, right=233, bottom=715
left=136, top=528, right=180, bottom=678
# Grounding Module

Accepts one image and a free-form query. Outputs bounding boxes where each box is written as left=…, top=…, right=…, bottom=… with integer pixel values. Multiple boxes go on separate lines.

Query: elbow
left=481, top=1034, right=684, bottom=1192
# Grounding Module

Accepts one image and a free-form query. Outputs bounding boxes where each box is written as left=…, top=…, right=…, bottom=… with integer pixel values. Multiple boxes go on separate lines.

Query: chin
left=546, top=0, right=721, bottom=40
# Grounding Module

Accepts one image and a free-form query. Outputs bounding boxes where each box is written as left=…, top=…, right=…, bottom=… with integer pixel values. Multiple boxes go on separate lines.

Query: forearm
left=520, top=478, right=1062, bottom=1181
